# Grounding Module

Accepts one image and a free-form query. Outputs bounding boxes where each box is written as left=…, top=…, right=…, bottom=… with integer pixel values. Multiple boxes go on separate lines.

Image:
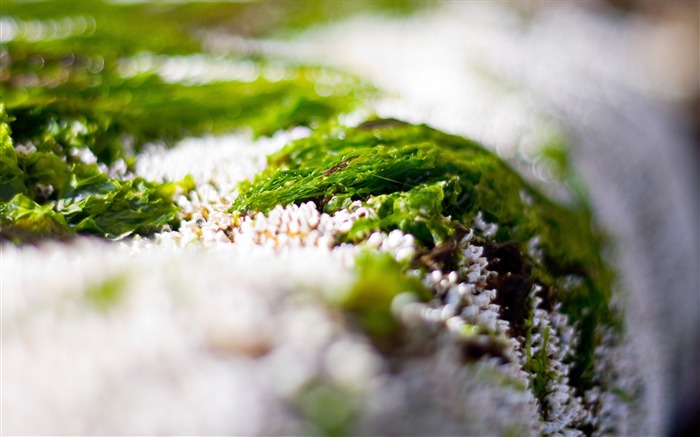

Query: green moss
left=293, top=379, right=359, bottom=437
left=0, top=193, right=71, bottom=242
left=346, top=179, right=459, bottom=245
left=233, top=119, right=617, bottom=391
left=1, top=0, right=425, bottom=48
left=1, top=1, right=374, bottom=243
left=86, top=275, right=127, bottom=311
left=341, top=250, right=429, bottom=349
left=3, top=57, right=370, bottom=166
left=528, top=326, right=554, bottom=412
left=1, top=108, right=178, bottom=241
left=2, top=0, right=377, bottom=171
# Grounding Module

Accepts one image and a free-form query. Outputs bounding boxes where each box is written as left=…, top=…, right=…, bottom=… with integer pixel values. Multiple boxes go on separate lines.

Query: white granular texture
left=0, top=121, right=598, bottom=434
left=135, top=128, right=310, bottom=194
left=2, top=239, right=356, bottom=435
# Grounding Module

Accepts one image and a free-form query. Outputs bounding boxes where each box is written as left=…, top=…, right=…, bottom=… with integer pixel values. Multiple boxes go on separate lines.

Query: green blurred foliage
left=0, top=0, right=382, bottom=242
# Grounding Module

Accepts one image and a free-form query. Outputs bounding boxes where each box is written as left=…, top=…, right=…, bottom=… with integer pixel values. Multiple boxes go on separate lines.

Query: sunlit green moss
left=2, top=0, right=380, bottom=172
left=2, top=0, right=426, bottom=49
left=3, top=65, right=369, bottom=164
left=232, top=119, right=617, bottom=391
left=1, top=1, right=376, bottom=242
left=1, top=108, right=178, bottom=241
left=1, top=0, right=620, bottom=414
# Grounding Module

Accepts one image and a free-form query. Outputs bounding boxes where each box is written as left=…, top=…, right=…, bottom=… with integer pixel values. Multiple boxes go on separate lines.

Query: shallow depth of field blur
left=1, top=0, right=698, bottom=435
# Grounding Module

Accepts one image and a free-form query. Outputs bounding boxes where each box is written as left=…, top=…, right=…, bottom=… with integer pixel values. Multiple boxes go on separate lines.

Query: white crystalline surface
left=0, top=131, right=502, bottom=435
left=3, top=2, right=686, bottom=436
left=1, top=129, right=626, bottom=436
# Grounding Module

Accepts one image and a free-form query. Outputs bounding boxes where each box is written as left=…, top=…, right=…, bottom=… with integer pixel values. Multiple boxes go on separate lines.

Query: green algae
left=342, top=250, right=430, bottom=350
left=348, top=179, right=460, bottom=246
left=0, top=112, right=26, bottom=199
left=1, top=0, right=376, bottom=179
left=3, top=11, right=371, bottom=166
left=0, top=0, right=384, bottom=164
left=232, top=119, right=617, bottom=392
left=1, top=1, right=622, bottom=423
left=1, top=0, right=425, bottom=48
left=0, top=194, right=72, bottom=242
left=528, top=325, right=555, bottom=414
left=0, top=108, right=178, bottom=241
left=4, top=64, right=368, bottom=165
left=86, top=275, right=128, bottom=311
left=1, top=1, right=374, bottom=243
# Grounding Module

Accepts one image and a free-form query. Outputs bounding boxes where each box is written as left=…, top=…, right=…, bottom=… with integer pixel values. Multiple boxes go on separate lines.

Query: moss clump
left=1, top=1, right=376, bottom=242
left=1, top=0, right=381, bottom=167
left=3, top=19, right=371, bottom=166
left=1, top=108, right=178, bottom=241
left=4, top=67, right=368, bottom=165
left=341, top=250, right=430, bottom=350
left=232, top=118, right=617, bottom=392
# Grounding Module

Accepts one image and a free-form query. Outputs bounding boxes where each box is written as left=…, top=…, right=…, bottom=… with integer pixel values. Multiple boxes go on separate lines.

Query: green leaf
left=60, top=174, right=178, bottom=239
left=342, top=250, right=429, bottom=349
left=22, top=152, right=71, bottom=200
left=0, top=111, right=28, bottom=201
left=0, top=193, right=71, bottom=242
